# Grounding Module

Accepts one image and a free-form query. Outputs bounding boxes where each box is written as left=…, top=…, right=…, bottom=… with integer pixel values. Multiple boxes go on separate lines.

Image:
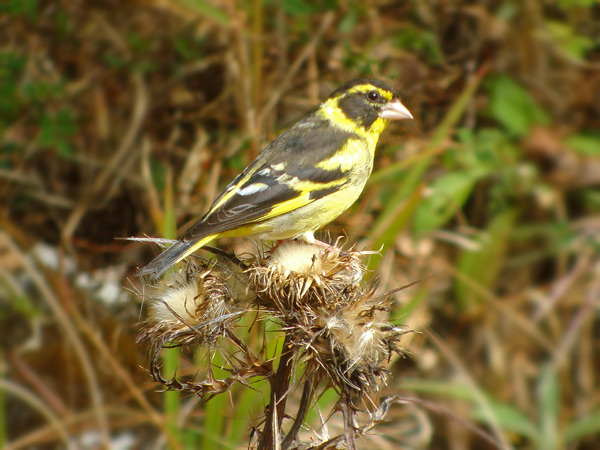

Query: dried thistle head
left=138, top=258, right=251, bottom=349
left=247, top=240, right=405, bottom=404
left=308, top=288, right=405, bottom=400
left=248, top=240, right=366, bottom=316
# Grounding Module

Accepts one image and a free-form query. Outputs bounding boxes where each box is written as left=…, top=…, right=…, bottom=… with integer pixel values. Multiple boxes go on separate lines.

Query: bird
left=137, top=79, right=413, bottom=279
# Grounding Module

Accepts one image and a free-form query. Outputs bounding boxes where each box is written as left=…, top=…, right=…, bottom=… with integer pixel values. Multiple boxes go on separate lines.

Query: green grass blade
left=564, top=408, right=600, bottom=443
left=161, top=168, right=182, bottom=448
left=401, top=378, right=538, bottom=441
left=177, top=0, right=231, bottom=25
left=537, top=363, right=561, bottom=450
left=455, top=209, right=518, bottom=310
left=202, top=351, right=234, bottom=450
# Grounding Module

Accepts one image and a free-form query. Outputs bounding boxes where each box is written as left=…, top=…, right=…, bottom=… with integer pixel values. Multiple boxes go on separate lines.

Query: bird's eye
left=367, top=90, right=380, bottom=102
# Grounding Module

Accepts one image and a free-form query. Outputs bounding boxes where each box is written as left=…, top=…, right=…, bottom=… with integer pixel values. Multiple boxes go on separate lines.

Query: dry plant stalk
left=137, top=240, right=408, bottom=450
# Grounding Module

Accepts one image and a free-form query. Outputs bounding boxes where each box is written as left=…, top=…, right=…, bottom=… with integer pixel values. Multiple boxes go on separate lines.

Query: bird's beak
left=380, top=99, right=413, bottom=120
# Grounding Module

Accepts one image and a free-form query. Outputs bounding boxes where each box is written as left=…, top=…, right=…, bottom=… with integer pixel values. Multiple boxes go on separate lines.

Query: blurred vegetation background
left=1, top=0, right=599, bottom=449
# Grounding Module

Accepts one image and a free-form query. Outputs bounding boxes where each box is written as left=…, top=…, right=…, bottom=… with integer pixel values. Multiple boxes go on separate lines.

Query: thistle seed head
left=246, top=240, right=404, bottom=398
left=138, top=259, right=250, bottom=348
left=309, top=290, right=405, bottom=397
left=248, top=241, right=366, bottom=315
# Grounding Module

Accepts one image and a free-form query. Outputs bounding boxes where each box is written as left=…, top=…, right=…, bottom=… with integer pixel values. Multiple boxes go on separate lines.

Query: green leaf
left=557, top=0, right=595, bottom=7
left=202, top=351, right=230, bottom=450
left=229, top=378, right=269, bottom=444
left=455, top=127, right=514, bottom=171
left=565, top=409, right=600, bottom=443
left=582, top=190, right=600, bottom=215
left=400, top=378, right=478, bottom=400
left=545, top=20, right=595, bottom=60
left=23, top=82, right=64, bottom=104
left=413, top=169, right=488, bottom=233
left=282, top=0, right=314, bottom=15
left=38, top=109, right=77, bottom=158
left=455, top=209, right=518, bottom=309
left=127, top=32, right=151, bottom=53
left=485, top=75, right=550, bottom=137
left=173, top=34, right=203, bottom=61
left=393, top=27, right=443, bottom=65
left=566, top=132, right=600, bottom=156
left=0, top=52, right=25, bottom=118
left=102, top=53, right=128, bottom=69
left=338, top=9, right=358, bottom=33
left=178, top=0, right=230, bottom=25
left=402, top=379, right=538, bottom=441
left=472, top=400, right=538, bottom=440
left=0, top=0, right=38, bottom=20
left=396, top=285, right=428, bottom=317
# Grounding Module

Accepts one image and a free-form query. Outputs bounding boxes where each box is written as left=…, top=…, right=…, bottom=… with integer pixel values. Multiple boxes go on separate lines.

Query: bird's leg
left=297, top=231, right=334, bottom=250
left=267, top=238, right=330, bottom=254
left=311, top=238, right=334, bottom=249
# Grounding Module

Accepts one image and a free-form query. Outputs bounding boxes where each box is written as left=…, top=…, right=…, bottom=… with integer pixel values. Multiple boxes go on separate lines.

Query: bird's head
left=319, top=79, right=413, bottom=136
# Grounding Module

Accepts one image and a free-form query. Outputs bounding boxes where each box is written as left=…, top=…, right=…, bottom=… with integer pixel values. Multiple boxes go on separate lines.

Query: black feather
left=135, top=240, right=192, bottom=279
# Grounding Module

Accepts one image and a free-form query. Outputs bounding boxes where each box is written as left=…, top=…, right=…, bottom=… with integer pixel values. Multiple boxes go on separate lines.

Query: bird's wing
left=183, top=123, right=358, bottom=241
left=183, top=161, right=342, bottom=240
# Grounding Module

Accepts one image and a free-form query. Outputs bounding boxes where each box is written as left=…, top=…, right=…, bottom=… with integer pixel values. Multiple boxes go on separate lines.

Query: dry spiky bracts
left=135, top=240, right=409, bottom=450
left=304, top=289, right=404, bottom=403
left=249, top=240, right=366, bottom=315
left=137, top=257, right=273, bottom=400
left=138, top=258, right=251, bottom=349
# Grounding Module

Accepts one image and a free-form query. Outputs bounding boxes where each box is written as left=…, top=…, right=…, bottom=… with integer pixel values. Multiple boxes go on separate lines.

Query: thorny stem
left=341, top=399, right=357, bottom=450
left=281, top=377, right=314, bottom=450
left=258, top=335, right=295, bottom=450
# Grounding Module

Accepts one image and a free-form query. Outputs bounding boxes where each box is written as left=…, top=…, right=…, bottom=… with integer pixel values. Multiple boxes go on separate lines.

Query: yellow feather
left=173, top=234, right=219, bottom=265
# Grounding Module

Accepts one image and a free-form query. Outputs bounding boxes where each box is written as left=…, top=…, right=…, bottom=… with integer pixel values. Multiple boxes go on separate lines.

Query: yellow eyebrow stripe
left=344, top=84, right=393, bottom=100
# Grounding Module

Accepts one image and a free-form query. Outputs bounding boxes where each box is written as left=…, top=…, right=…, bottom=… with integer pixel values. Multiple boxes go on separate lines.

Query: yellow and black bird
left=137, top=79, right=413, bottom=279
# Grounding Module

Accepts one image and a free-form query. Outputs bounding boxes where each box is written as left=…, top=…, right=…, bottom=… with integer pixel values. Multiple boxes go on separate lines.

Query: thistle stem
left=258, top=335, right=294, bottom=450
left=341, top=398, right=357, bottom=450
left=281, top=377, right=313, bottom=450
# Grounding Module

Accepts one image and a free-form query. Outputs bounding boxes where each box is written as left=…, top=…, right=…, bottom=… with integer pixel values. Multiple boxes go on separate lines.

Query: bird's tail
left=135, top=235, right=214, bottom=280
